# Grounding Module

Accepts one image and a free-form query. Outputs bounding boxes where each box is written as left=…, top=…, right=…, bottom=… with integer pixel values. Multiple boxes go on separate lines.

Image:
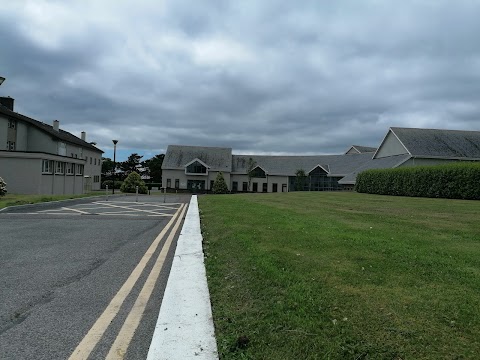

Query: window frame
left=55, top=161, right=65, bottom=174
left=42, top=160, right=54, bottom=174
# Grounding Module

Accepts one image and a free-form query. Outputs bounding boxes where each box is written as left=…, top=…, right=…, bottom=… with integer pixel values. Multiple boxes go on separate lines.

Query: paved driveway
left=0, top=194, right=191, bottom=360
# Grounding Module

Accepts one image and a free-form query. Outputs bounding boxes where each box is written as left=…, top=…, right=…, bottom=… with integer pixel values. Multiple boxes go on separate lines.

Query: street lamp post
left=112, top=140, right=118, bottom=194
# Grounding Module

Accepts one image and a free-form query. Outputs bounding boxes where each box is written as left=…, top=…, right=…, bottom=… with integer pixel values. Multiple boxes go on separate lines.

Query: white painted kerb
left=147, top=195, right=218, bottom=360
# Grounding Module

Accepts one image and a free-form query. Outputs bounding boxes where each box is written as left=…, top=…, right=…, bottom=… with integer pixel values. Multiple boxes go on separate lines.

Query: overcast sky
left=1, top=1, right=480, bottom=161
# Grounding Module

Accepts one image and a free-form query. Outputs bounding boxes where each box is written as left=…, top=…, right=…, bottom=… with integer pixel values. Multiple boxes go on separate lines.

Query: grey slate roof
left=346, top=145, right=377, bottom=154
left=338, top=154, right=411, bottom=184
left=352, top=145, right=377, bottom=153
left=163, top=145, right=232, bottom=172
left=0, top=105, right=103, bottom=153
left=232, top=153, right=374, bottom=177
left=391, top=127, right=480, bottom=158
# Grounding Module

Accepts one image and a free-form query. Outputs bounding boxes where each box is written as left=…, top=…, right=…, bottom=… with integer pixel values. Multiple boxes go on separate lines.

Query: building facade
left=0, top=97, right=103, bottom=195
left=162, top=127, right=480, bottom=193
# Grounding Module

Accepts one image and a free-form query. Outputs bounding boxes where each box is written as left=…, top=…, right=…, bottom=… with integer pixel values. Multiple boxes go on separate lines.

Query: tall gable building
left=0, top=97, right=103, bottom=194
left=162, top=127, right=480, bottom=193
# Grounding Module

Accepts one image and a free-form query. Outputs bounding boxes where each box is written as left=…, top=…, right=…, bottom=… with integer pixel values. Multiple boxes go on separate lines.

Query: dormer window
left=185, top=159, right=209, bottom=175
left=250, top=166, right=267, bottom=178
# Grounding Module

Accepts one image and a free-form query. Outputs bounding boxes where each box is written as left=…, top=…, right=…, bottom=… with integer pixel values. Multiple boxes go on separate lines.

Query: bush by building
left=212, top=172, right=229, bottom=194
left=355, top=162, right=480, bottom=200
left=0, top=177, right=6, bottom=197
left=120, top=172, right=148, bottom=194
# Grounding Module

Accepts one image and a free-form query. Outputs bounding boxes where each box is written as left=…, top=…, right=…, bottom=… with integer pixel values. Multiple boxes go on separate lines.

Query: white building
left=0, top=96, right=103, bottom=195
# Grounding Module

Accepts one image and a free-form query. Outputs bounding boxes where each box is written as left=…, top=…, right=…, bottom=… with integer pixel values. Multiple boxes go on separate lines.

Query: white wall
left=375, top=131, right=409, bottom=159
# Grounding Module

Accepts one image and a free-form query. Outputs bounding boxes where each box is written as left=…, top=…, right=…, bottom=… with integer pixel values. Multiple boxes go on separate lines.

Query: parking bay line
left=92, top=202, right=176, bottom=216
left=68, top=203, right=186, bottom=360
left=106, top=202, right=189, bottom=359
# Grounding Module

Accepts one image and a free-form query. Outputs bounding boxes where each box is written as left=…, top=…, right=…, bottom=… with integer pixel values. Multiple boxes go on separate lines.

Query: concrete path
left=147, top=195, right=218, bottom=360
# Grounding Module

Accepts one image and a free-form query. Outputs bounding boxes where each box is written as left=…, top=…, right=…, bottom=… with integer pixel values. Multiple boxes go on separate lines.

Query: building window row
left=42, top=160, right=83, bottom=176
left=8, top=119, right=16, bottom=129
left=93, top=175, right=100, bottom=183
left=85, top=156, right=101, bottom=166
left=6, top=141, right=15, bottom=151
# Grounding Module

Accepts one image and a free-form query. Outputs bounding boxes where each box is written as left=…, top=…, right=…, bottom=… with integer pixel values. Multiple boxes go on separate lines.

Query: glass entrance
left=187, top=180, right=205, bottom=192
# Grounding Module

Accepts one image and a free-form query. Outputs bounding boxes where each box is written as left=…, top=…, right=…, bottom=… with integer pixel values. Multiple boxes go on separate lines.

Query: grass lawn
left=199, top=192, right=480, bottom=359
left=0, top=192, right=102, bottom=209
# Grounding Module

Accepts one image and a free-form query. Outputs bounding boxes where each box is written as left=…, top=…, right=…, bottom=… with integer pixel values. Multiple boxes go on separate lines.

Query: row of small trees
left=102, top=153, right=164, bottom=183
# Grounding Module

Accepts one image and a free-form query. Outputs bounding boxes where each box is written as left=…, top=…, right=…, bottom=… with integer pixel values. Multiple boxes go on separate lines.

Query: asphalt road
left=0, top=194, right=191, bottom=360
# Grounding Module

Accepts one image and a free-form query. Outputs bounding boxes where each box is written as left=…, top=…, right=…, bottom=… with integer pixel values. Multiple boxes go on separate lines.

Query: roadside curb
left=147, top=195, right=218, bottom=360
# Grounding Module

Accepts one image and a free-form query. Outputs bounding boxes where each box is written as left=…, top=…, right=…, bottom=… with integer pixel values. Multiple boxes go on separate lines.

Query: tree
left=101, top=157, right=115, bottom=180
left=120, top=153, right=143, bottom=177
left=0, top=177, right=6, bottom=197
left=212, top=172, right=229, bottom=194
left=246, top=157, right=257, bottom=191
left=295, top=169, right=307, bottom=191
left=143, top=154, right=164, bottom=183
left=120, top=171, right=148, bottom=194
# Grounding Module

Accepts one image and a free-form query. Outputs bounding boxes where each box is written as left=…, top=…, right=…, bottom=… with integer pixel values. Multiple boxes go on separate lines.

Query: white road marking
left=92, top=202, right=172, bottom=216
left=68, top=203, right=185, bottom=360
left=61, top=207, right=90, bottom=214
left=106, top=203, right=189, bottom=359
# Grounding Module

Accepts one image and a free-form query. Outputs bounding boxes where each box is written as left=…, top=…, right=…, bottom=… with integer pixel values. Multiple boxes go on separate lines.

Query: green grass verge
left=199, top=192, right=480, bottom=359
left=0, top=192, right=101, bottom=209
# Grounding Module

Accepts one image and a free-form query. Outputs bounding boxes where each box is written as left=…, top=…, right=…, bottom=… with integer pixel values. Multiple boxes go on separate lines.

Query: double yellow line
left=69, top=203, right=188, bottom=360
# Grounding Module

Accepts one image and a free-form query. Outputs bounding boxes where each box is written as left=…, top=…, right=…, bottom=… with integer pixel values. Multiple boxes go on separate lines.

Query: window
left=58, top=142, right=67, bottom=156
left=272, top=183, right=278, bottom=192
left=98, top=158, right=101, bottom=166
left=42, top=160, right=54, bottom=174
left=282, top=184, right=287, bottom=192
left=186, top=161, right=207, bottom=174
left=262, top=183, right=267, bottom=192
left=8, top=119, right=16, bottom=129
left=166, top=179, right=171, bottom=188
left=250, top=167, right=266, bottom=178
left=210, top=180, right=214, bottom=190
left=242, top=182, right=248, bottom=191
left=90, top=157, right=92, bottom=164
left=55, top=161, right=65, bottom=174
left=175, top=179, right=179, bottom=189
left=253, top=183, right=258, bottom=192
left=6, top=141, right=15, bottom=151
left=94, top=158, right=97, bottom=165
left=232, top=181, right=238, bottom=192
left=66, top=163, right=75, bottom=175
left=94, top=175, right=100, bottom=183
left=76, top=164, right=84, bottom=175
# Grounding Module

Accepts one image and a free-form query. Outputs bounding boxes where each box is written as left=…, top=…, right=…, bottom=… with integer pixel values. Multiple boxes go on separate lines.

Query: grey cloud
left=1, top=1, right=480, bottom=160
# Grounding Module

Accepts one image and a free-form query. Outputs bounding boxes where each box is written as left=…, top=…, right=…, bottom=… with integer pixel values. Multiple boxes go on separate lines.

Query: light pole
left=112, top=140, right=118, bottom=194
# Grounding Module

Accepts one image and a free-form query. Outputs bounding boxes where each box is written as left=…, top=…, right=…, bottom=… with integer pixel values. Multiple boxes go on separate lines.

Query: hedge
left=355, top=162, right=480, bottom=200
left=101, top=180, right=123, bottom=189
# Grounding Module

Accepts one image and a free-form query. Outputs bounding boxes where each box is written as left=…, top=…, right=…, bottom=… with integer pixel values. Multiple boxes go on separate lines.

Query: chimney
left=0, top=96, right=14, bottom=111
left=53, top=120, right=59, bottom=132
left=81, top=131, right=86, bottom=141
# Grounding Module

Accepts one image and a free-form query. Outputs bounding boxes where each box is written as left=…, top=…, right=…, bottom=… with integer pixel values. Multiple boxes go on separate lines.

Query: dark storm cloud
left=1, top=1, right=480, bottom=160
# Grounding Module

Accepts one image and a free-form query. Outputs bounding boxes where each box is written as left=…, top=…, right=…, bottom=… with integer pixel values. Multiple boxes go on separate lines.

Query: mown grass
left=199, top=192, right=480, bottom=359
left=0, top=192, right=101, bottom=209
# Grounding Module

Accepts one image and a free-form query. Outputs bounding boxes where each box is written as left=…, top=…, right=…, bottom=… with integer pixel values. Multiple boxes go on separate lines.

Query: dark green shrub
left=0, top=177, right=6, bottom=197
left=355, top=162, right=480, bottom=200
left=101, top=180, right=123, bottom=189
left=120, top=172, right=148, bottom=194
left=212, top=172, right=229, bottom=194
